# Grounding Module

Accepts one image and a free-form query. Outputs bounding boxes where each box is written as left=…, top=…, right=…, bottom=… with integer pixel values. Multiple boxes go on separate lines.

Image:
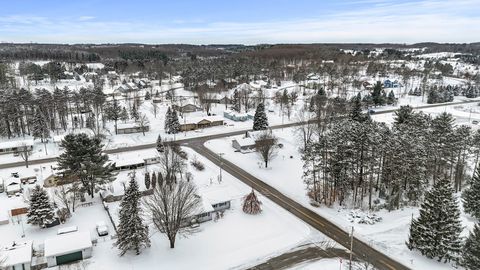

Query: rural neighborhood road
left=186, top=139, right=410, bottom=270
left=2, top=99, right=479, bottom=269
left=2, top=98, right=478, bottom=170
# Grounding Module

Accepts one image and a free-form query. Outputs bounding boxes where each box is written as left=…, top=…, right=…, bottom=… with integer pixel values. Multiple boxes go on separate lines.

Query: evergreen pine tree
left=350, top=93, right=364, bottom=122
left=156, top=134, right=165, bottom=153
left=372, top=81, right=384, bottom=106
left=463, top=224, right=480, bottom=270
left=27, top=185, right=55, bottom=227
left=253, top=103, right=268, bottom=131
left=164, top=107, right=172, bottom=133
left=131, top=103, right=139, bottom=121
left=151, top=172, right=157, bottom=189
left=387, top=90, right=396, bottom=105
left=120, top=107, right=129, bottom=123
left=427, top=89, right=438, bottom=104
left=144, top=91, right=151, bottom=100
left=115, top=173, right=150, bottom=255
left=231, top=89, right=240, bottom=112
left=463, top=164, right=480, bottom=219
left=407, top=178, right=463, bottom=263
left=32, top=109, right=49, bottom=143
left=144, top=172, right=151, bottom=189
left=170, top=109, right=180, bottom=134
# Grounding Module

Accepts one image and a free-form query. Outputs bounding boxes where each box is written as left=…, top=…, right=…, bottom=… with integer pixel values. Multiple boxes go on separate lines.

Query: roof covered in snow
left=1, top=241, right=32, bottom=266
left=0, top=139, right=34, bottom=149
left=44, top=231, right=92, bottom=257
left=233, top=138, right=256, bottom=147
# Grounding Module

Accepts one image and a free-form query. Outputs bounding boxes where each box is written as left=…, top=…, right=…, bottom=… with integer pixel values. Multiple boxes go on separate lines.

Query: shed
left=44, top=231, right=92, bottom=267
left=1, top=241, right=33, bottom=270
left=6, top=179, right=22, bottom=196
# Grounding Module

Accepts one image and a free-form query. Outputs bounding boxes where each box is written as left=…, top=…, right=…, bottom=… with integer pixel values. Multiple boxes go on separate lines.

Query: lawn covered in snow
left=206, top=126, right=477, bottom=270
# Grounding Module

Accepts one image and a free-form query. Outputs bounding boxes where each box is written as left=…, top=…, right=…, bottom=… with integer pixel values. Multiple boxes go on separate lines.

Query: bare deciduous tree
left=255, top=131, right=278, bottom=168
left=15, top=143, right=31, bottom=168
left=144, top=179, right=201, bottom=248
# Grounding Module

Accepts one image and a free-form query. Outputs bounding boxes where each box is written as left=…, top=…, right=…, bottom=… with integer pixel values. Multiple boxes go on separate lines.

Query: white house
left=0, top=140, right=34, bottom=155
left=1, top=241, right=33, bottom=270
left=44, top=231, right=93, bottom=267
left=232, top=138, right=256, bottom=152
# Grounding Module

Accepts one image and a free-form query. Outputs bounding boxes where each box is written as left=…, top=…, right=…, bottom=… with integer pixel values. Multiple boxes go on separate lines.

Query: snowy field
left=206, top=124, right=478, bottom=270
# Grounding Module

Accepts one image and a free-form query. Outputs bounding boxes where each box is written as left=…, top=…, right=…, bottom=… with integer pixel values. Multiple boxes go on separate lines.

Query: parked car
left=472, top=120, right=479, bottom=125
left=368, top=109, right=376, bottom=114
left=96, top=221, right=109, bottom=236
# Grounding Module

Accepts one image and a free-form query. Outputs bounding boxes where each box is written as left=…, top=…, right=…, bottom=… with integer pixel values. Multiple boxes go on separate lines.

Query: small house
left=223, top=110, right=253, bottom=122
left=1, top=241, right=33, bottom=270
left=107, top=71, right=119, bottom=79
left=112, top=156, right=145, bottom=171
left=44, top=231, right=92, bottom=267
left=232, top=138, right=256, bottom=152
left=384, top=79, right=402, bottom=88
left=117, top=122, right=150, bottom=135
left=172, top=104, right=203, bottom=113
left=179, top=116, right=224, bottom=132
left=0, top=140, right=34, bottom=155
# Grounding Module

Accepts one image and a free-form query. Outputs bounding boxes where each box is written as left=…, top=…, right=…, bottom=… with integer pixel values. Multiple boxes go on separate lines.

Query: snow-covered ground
left=206, top=125, right=477, bottom=270
left=0, top=146, right=334, bottom=270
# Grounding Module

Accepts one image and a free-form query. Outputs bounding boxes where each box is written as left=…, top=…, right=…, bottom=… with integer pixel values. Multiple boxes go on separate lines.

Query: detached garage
left=44, top=231, right=93, bottom=267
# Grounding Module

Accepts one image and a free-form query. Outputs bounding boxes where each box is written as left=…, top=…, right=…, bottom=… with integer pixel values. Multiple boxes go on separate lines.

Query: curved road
left=185, top=140, right=409, bottom=270
left=2, top=99, right=479, bottom=269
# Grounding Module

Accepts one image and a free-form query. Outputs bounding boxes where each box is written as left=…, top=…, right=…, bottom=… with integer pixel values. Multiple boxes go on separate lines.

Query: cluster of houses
left=362, top=79, right=403, bottom=90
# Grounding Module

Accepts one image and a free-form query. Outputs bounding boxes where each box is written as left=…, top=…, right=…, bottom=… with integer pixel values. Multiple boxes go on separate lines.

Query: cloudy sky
left=0, top=0, right=479, bottom=44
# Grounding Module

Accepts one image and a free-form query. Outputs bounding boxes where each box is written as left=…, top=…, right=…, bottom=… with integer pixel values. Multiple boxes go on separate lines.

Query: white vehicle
left=96, top=222, right=109, bottom=236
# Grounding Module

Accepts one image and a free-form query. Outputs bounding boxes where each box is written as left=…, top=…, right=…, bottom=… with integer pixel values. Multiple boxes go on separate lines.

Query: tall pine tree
left=27, top=185, right=55, bottom=227
left=170, top=109, right=180, bottom=134
left=253, top=103, right=268, bottom=130
left=463, top=224, right=480, bottom=270
left=463, top=164, right=480, bottom=219
left=115, top=173, right=150, bottom=255
left=407, top=178, right=463, bottom=263
left=144, top=172, right=151, bottom=189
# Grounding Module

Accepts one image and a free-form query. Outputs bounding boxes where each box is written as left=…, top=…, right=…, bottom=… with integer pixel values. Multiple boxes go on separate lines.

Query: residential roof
left=6, top=184, right=21, bottom=193
left=201, top=187, right=235, bottom=205
left=0, top=139, right=34, bottom=149
left=233, top=138, right=256, bottom=147
left=1, top=241, right=32, bottom=266
left=117, top=122, right=145, bottom=129
left=44, top=231, right=92, bottom=257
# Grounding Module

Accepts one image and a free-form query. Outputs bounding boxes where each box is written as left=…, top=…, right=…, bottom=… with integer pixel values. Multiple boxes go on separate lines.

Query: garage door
left=56, top=251, right=83, bottom=265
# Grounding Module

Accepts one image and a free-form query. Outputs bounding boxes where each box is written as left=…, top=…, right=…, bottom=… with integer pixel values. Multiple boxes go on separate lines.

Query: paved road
left=247, top=246, right=353, bottom=270
left=3, top=99, right=477, bottom=268
left=2, top=98, right=479, bottom=170
left=186, top=140, right=409, bottom=270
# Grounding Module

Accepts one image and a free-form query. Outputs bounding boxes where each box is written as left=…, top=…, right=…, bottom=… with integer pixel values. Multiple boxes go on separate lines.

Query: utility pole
left=349, top=226, right=354, bottom=270
left=218, top=153, right=224, bottom=183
